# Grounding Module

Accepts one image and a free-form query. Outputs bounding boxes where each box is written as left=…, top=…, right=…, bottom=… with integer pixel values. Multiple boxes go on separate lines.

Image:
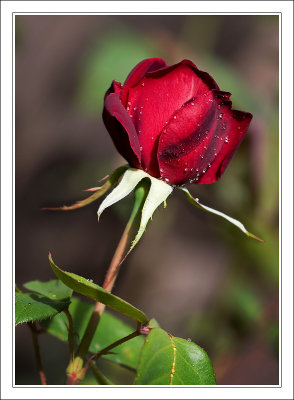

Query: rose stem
left=83, top=329, right=140, bottom=378
left=63, top=309, right=74, bottom=361
left=68, top=182, right=148, bottom=384
left=28, top=322, right=47, bottom=385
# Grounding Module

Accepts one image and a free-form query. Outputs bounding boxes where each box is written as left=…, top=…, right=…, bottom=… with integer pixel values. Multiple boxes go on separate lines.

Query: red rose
left=103, top=58, right=252, bottom=186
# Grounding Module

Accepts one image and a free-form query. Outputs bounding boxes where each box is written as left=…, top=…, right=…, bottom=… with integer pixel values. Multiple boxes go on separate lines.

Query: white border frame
left=1, top=1, right=293, bottom=399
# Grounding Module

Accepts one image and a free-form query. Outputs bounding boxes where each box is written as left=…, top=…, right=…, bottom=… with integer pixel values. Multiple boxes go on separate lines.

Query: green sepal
left=43, top=165, right=128, bottom=211
left=135, top=328, right=216, bottom=385
left=98, top=168, right=173, bottom=261
left=48, top=253, right=148, bottom=324
left=181, top=187, right=263, bottom=242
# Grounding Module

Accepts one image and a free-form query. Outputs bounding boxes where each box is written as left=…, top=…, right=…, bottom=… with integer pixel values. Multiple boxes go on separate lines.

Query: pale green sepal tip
left=97, top=168, right=173, bottom=260
left=97, top=168, right=148, bottom=220
left=180, top=187, right=263, bottom=242
left=97, top=168, right=173, bottom=220
left=126, top=171, right=173, bottom=257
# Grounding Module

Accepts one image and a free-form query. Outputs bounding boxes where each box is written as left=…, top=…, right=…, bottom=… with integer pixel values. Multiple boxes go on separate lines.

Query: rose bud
left=103, top=58, right=252, bottom=186
left=45, top=58, right=261, bottom=263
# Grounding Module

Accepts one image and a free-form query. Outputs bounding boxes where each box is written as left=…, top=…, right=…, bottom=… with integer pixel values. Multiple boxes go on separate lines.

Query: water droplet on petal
left=173, top=115, right=177, bottom=119
left=191, top=102, right=195, bottom=106
left=225, top=137, right=229, bottom=143
left=217, top=105, right=221, bottom=110
left=160, top=168, right=164, bottom=173
left=140, top=146, right=143, bottom=151
left=202, top=169, right=207, bottom=174
left=184, top=167, right=189, bottom=172
left=164, top=178, right=170, bottom=183
left=141, top=82, right=145, bottom=87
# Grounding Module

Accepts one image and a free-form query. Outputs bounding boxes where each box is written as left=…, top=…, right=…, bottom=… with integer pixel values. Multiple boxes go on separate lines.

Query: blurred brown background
left=15, top=14, right=279, bottom=385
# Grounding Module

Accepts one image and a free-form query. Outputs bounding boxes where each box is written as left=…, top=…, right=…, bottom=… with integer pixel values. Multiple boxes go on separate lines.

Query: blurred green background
left=15, top=14, right=279, bottom=385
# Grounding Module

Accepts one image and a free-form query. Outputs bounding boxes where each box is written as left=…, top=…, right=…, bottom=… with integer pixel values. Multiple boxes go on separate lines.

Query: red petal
left=125, top=61, right=219, bottom=177
left=120, top=58, right=167, bottom=106
left=103, top=92, right=141, bottom=168
left=158, top=90, right=252, bottom=185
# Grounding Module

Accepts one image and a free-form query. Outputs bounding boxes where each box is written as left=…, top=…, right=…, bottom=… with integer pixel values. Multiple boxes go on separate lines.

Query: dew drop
left=139, top=111, right=142, bottom=115
left=204, top=146, right=207, bottom=150
left=160, top=168, right=164, bottom=173
left=205, top=130, right=209, bottom=134
left=214, top=153, right=218, bottom=156
left=141, top=82, right=145, bottom=87
left=217, top=105, right=221, bottom=110
left=133, top=107, right=137, bottom=111
left=164, top=178, right=170, bottom=183
left=190, top=168, right=194, bottom=172
left=140, top=146, right=143, bottom=151
left=128, top=101, right=131, bottom=106
left=225, top=137, right=229, bottom=143
left=184, top=167, right=189, bottom=172
left=187, top=338, right=192, bottom=342
left=200, top=155, right=204, bottom=159
left=217, top=113, right=224, bottom=120
left=207, top=163, right=211, bottom=168
left=173, top=115, right=177, bottom=119
left=191, top=102, right=195, bottom=106
left=202, top=169, right=207, bottom=174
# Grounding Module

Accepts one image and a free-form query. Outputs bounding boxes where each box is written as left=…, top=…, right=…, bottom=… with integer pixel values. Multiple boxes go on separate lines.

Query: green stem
left=67, top=181, right=149, bottom=384
left=64, top=309, right=74, bottom=361
left=88, top=330, right=140, bottom=365
left=90, top=362, right=111, bottom=385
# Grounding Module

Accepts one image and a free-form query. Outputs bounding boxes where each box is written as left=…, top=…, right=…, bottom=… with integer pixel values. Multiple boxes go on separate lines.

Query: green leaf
left=23, top=279, right=72, bottom=301
left=98, top=168, right=173, bottom=260
left=181, top=187, right=263, bottom=242
left=43, top=165, right=128, bottom=211
left=135, top=328, right=216, bottom=385
left=15, top=292, right=70, bottom=325
left=48, top=254, right=148, bottom=325
left=41, top=296, right=144, bottom=370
